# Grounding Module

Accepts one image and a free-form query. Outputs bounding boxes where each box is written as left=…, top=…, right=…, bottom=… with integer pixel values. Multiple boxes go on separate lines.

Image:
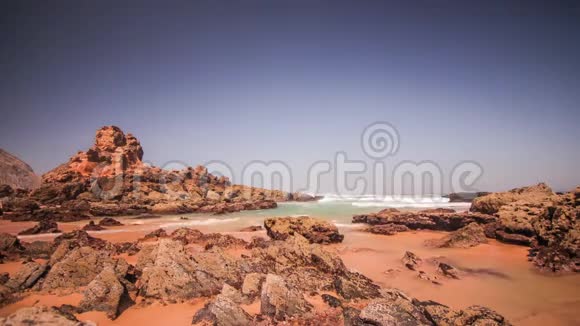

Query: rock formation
left=0, top=126, right=315, bottom=222
left=354, top=183, right=579, bottom=273
left=264, top=216, right=344, bottom=244
left=0, top=148, right=40, bottom=191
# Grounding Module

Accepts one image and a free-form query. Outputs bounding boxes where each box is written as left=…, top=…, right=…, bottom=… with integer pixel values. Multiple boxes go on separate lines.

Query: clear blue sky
left=1, top=1, right=579, bottom=193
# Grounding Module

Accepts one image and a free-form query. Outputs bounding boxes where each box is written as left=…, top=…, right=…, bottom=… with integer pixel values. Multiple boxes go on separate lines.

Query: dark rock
left=4, top=261, right=47, bottom=290
left=18, top=220, right=61, bottom=235
left=437, top=263, right=460, bottom=279
left=82, top=221, right=105, bottom=231
left=402, top=251, right=422, bottom=271
left=365, top=224, right=409, bottom=235
left=425, top=222, right=487, bottom=248
left=140, top=228, right=168, bottom=241
left=98, top=217, right=124, bottom=226
left=264, top=216, right=344, bottom=244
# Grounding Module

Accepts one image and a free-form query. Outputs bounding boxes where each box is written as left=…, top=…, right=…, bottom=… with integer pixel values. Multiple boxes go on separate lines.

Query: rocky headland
left=353, top=183, right=579, bottom=273
left=0, top=126, right=315, bottom=224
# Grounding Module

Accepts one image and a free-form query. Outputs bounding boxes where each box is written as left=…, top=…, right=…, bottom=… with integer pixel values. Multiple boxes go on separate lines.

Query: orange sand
left=1, top=220, right=579, bottom=325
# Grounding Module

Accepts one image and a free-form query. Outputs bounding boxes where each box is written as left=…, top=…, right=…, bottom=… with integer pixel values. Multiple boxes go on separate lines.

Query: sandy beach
left=1, top=217, right=579, bottom=325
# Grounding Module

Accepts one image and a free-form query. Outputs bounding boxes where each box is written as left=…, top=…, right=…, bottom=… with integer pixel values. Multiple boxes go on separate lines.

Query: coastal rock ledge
left=0, top=126, right=317, bottom=222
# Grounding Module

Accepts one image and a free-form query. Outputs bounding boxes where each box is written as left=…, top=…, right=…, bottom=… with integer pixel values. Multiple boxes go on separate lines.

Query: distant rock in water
left=0, top=148, right=40, bottom=190
left=445, top=192, right=489, bottom=202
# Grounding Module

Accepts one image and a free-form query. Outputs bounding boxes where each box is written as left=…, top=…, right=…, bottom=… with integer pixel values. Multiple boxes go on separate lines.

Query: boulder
left=402, top=251, right=422, bottom=271
left=0, top=306, right=91, bottom=325
left=353, top=209, right=496, bottom=232
left=365, top=224, right=409, bottom=235
left=79, top=266, right=126, bottom=319
left=241, top=273, right=265, bottom=302
left=82, top=221, right=105, bottom=231
left=98, top=217, right=124, bottom=226
left=260, top=273, right=313, bottom=321
left=359, top=298, right=431, bottom=326
left=136, top=239, right=241, bottom=301
left=425, top=222, right=487, bottom=248
left=470, top=183, right=554, bottom=215
left=192, top=291, right=253, bottom=326
left=18, top=220, right=61, bottom=235
left=423, top=302, right=511, bottom=325
left=264, top=216, right=344, bottom=244
left=42, top=246, right=128, bottom=291
left=5, top=261, right=47, bottom=291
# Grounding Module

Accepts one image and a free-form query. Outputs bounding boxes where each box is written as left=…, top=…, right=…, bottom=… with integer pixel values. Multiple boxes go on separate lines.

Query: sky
left=1, top=0, right=579, bottom=194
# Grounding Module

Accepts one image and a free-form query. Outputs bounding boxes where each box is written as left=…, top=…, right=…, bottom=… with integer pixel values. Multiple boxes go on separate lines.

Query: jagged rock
left=18, top=220, right=61, bottom=235
left=437, top=262, right=460, bottom=279
left=170, top=228, right=204, bottom=245
left=79, top=266, right=125, bottom=319
left=425, top=222, right=487, bottom=248
left=192, top=291, right=253, bottom=326
left=21, top=241, right=54, bottom=260
left=529, top=205, right=579, bottom=272
left=136, top=239, right=241, bottom=301
left=353, top=209, right=496, bottom=231
left=359, top=297, right=431, bottom=326
left=5, top=261, right=47, bottom=291
left=82, top=221, right=105, bottom=231
left=470, top=183, right=554, bottom=215
left=98, top=217, right=124, bottom=226
left=0, top=148, right=40, bottom=190
left=0, top=306, right=91, bottom=325
left=264, top=216, right=344, bottom=244
left=402, top=251, right=422, bottom=271
left=53, top=230, right=108, bottom=251
left=140, top=228, right=168, bottom=241
left=42, top=246, right=128, bottom=291
left=333, top=271, right=381, bottom=300
left=168, top=228, right=247, bottom=249
left=114, top=242, right=141, bottom=256
left=241, top=273, right=265, bottom=302
left=260, top=273, right=313, bottom=321
left=495, top=230, right=533, bottom=246
left=422, top=302, right=511, bottom=325
left=0, top=233, right=24, bottom=262
left=365, top=224, right=409, bottom=235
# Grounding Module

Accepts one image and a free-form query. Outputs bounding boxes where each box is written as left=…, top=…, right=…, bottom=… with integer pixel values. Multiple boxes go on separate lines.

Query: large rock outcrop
left=0, top=148, right=40, bottom=191
left=1, top=126, right=315, bottom=222
left=264, top=216, right=344, bottom=244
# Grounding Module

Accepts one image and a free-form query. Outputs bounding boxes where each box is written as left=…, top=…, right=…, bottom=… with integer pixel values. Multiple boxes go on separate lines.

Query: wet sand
left=1, top=219, right=579, bottom=325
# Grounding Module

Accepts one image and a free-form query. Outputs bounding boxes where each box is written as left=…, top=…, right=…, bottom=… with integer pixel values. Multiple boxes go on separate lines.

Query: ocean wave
left=351, top=202, right=471, bottom=208
left=318, top=194, right=453, bottom=204
left=160, top=217, right=240, bottom=228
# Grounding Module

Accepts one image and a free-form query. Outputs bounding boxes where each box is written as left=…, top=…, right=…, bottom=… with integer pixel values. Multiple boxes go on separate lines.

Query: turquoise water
left=121, top=198, right=472, bottom=233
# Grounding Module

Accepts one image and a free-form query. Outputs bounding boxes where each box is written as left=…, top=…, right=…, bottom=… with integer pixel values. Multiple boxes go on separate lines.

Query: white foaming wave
left=318, top=194, right=452, bottom=204
left=160, top=217, right=240, bottom=228
left=351, top=201, right=470, bottom=208
left=333, top=222, right=365, bottom=228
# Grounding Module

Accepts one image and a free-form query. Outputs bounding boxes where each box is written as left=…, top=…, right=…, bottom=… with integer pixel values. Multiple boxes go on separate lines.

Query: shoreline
left=1, top=217, right=579, bottom=325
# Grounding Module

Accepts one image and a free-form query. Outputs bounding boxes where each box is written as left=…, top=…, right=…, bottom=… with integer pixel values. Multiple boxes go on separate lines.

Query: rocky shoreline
left=0, top=217, right=512, bottom=325
left=0, top=126, right=316, bottom=223
left=353, top=183, right=579, bottom=273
